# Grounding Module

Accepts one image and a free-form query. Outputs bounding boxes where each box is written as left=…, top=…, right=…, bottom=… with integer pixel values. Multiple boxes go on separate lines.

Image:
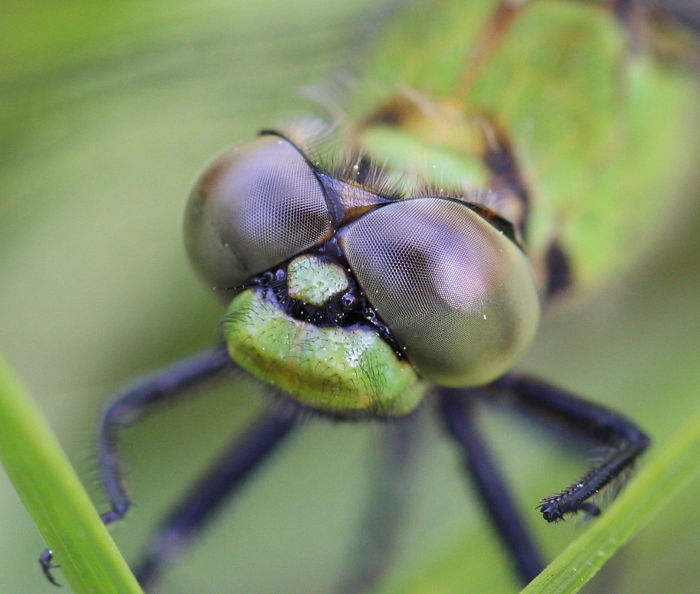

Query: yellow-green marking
left=286, top=255, right=349, bottom=306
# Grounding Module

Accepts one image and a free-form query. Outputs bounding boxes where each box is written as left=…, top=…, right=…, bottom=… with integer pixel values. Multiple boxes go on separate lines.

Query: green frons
left=286, top=255, right=349, bottom=306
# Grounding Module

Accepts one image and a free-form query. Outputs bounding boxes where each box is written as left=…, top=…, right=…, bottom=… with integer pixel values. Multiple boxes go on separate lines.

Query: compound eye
left=338, top=198, right=540, bottom=386
left=184, top=135, right=332, bottom=299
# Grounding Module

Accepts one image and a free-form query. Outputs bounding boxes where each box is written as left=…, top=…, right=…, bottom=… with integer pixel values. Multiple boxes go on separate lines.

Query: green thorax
left=347, top=0, right=697, bottom=293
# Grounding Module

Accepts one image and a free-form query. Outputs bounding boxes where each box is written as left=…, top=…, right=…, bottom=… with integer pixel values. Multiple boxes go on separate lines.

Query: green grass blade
left=522, top=405, right=700, bottom=594
left=0, top=354, right=142, bottom=593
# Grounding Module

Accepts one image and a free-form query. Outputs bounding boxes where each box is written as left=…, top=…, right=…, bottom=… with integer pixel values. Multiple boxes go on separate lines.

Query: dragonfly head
left=184, top=133, right=540, bottom=416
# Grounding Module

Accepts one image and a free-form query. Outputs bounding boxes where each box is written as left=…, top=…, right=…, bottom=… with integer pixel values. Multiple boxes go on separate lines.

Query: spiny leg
left=438, top=389, right=545, bottom=584
left=134, top=409, right=297, bottom=590
left=335, top=416, right=421, bottom=594
left=491, top=374, right=650, bottom=522
left=98, top=345, right=233, bottom=525
left=40, top=344, right=233, bottom=583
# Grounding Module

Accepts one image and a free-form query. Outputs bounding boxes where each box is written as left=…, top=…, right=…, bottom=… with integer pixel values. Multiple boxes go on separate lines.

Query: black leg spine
left=493, top=374, right=650, bottom=522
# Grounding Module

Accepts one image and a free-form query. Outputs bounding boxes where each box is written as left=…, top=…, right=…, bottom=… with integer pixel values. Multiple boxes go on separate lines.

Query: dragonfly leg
left=97, top=345, right=233, bottom=525
left=335, top=416, right=421, bottom=594
left=133, top=409, right=297, bottom=590
left=39, top=345, right=234, bottom=585
left=492, top=374, right=650, bottom=522
left=39, top=549, right=61, bottom=587
left=437, top=389, right=546, bottom=584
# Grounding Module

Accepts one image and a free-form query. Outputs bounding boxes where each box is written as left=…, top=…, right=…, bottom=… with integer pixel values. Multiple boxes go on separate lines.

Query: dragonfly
left=29, top=0, right=697, bottom=591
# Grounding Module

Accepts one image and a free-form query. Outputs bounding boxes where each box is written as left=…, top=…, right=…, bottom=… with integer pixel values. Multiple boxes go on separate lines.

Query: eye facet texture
left=186, top=135, right=539, bottom=387
left=338, top=198, right=540, bottom=386
left=184, top=136, right=332, bottom=296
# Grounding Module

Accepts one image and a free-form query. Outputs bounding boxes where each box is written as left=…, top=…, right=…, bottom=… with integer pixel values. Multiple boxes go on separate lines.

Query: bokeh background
left=1, top=1, right=699, bottom=592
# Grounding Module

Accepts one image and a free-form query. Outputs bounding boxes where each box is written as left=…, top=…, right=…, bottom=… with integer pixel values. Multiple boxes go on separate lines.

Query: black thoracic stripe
left=544, top=240, right=573, bottom=301
left=481, top=122, right=531, bottom=242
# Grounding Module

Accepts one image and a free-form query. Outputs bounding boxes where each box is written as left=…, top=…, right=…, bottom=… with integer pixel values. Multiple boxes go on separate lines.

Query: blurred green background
left=1, top=1, right=699, bottom=592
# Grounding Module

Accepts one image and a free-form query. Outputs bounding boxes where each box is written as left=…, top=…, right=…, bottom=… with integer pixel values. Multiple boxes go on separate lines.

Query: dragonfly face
left=185, top=132, right=541, bottom=415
